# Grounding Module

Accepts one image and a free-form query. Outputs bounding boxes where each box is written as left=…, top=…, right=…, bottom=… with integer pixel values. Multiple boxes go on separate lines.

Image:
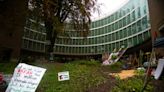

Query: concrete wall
left=148, top=0, right=164, bottom=39
left=148, top=0, right=164, bottom=58
left=0, top=0, right=27, bottom=60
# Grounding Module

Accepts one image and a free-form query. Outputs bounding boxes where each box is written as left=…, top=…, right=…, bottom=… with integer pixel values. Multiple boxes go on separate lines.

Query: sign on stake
left=58, top=71, right=69, bottom=81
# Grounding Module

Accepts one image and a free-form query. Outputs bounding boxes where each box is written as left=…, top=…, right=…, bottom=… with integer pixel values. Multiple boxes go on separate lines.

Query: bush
left=135, top=68, right=146, bottom=76
left=108, top=62, right=123, bottom=72
left=71, top=59, right=100, bottom=66
left=111, top=55, right=117, bottom=60
left=112, top=76, right=153, bottom=92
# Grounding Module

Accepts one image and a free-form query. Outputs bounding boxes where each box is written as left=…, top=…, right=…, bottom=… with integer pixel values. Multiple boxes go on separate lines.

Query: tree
left=30, top=0, right=99, bottom=59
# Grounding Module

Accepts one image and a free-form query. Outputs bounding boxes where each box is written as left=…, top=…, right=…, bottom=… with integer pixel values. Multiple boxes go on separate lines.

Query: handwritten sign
left=6, top=63, right=46, bottom=92
left=58, top=71, right=69, bottom=81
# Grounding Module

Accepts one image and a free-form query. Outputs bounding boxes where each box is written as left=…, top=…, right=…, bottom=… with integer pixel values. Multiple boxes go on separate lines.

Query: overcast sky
left=91, top=0, right=129, bottom=20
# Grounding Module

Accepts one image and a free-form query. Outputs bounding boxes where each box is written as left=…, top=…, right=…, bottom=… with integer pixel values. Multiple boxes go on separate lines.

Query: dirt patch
left=109, top=70, right=136, bottom=79
left=86, top=66, right=117, bottom=92
left=152, top=79, right=164, bottom=92
left=86, top=76, right=116, bottom=92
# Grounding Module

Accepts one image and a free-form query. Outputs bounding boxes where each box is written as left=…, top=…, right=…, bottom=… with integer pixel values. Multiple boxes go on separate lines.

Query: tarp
left=102, top=48, right=128, bottom=65
left=153, top=37, right=164, bottom=48
left=154, top=59, right=164, bottom=79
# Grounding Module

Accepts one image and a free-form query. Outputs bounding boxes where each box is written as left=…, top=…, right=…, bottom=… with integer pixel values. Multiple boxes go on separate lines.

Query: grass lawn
left=0, top=60, right=111, bottom=92
left=0, top=60, right=155, bottom=92
left=0, top=62, right=18, bottom=74
left=36, top=60, right=108, bottom=92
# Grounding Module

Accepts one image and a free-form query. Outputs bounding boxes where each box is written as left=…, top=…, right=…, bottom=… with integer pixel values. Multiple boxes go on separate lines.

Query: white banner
left=6, top=63, right=46, bottom=92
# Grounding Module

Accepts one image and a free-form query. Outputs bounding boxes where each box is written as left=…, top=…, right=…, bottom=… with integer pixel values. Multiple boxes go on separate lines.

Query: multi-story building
left=53, top=0, right=151, bottom=58
left=148, top=0, right=164, bottom=39
left=21, top=15, right=46, bottom=58
left=0, top=0, right=27, bottom=61
left=21, top=0, right=152, bottom=59
left=148, top=0, right=164, bottom=57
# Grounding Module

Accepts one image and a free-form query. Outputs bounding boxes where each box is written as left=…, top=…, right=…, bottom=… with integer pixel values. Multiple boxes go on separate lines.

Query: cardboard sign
left=6, top=63, right=46, bottom=92
left=58, top=71, right=69, bottom=81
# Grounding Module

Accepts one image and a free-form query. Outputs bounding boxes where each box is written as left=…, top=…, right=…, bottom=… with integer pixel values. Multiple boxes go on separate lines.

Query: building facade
left=0, top=0, right=27, bottom=61
left=148, top=0, right=164, bottom=40
left=22, top=0, right=151, bottom=58
left=21, top=15, right=46, bottom=58
left=148, top=0, right=164, bottom=57
left=53, top=0, right=151, bottom=56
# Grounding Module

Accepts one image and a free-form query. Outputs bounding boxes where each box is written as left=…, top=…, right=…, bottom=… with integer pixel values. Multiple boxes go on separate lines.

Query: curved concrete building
left=22, top=0, right=151, bottom=58
left=53, top=0, right=151, bottom=57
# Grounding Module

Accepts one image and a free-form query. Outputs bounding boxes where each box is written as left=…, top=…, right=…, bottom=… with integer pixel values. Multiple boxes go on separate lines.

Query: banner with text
left=6, top=63, right=46, bottom=92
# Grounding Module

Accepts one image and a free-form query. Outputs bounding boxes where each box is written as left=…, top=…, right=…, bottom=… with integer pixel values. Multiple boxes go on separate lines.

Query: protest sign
left=6, top=63, right=46, bottom=92
left=58, top=71, right=69, bottom=81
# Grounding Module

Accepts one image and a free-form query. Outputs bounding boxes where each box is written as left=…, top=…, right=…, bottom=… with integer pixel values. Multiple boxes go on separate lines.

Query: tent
left=153, top=37, right=164, bottom=48
left=153, top=59, right=164, bottom=79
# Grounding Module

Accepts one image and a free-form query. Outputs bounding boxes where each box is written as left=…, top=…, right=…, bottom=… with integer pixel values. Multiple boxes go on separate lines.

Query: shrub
left=134, top=68, right=146, bottom=76
left=71, top=59, right=100, bottom=66
left=111, top=76, right=153, bottom=92
left=108, top=62, right=123, bottom=72
left=111, top=55, right=117, bottom=60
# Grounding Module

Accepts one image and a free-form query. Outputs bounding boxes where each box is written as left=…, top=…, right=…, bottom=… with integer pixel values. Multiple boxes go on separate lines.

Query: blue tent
left=153, top=37, right=164, bottom=48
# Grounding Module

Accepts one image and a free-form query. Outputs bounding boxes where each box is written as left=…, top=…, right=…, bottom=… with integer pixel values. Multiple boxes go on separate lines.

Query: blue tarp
left=153, top=37, right=164, bottom=48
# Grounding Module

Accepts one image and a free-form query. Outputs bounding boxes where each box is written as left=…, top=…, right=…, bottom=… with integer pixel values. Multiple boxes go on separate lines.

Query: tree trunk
left=45, top=20, right=57, bottom=61
left=46, top=39, right=56, bottom=61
